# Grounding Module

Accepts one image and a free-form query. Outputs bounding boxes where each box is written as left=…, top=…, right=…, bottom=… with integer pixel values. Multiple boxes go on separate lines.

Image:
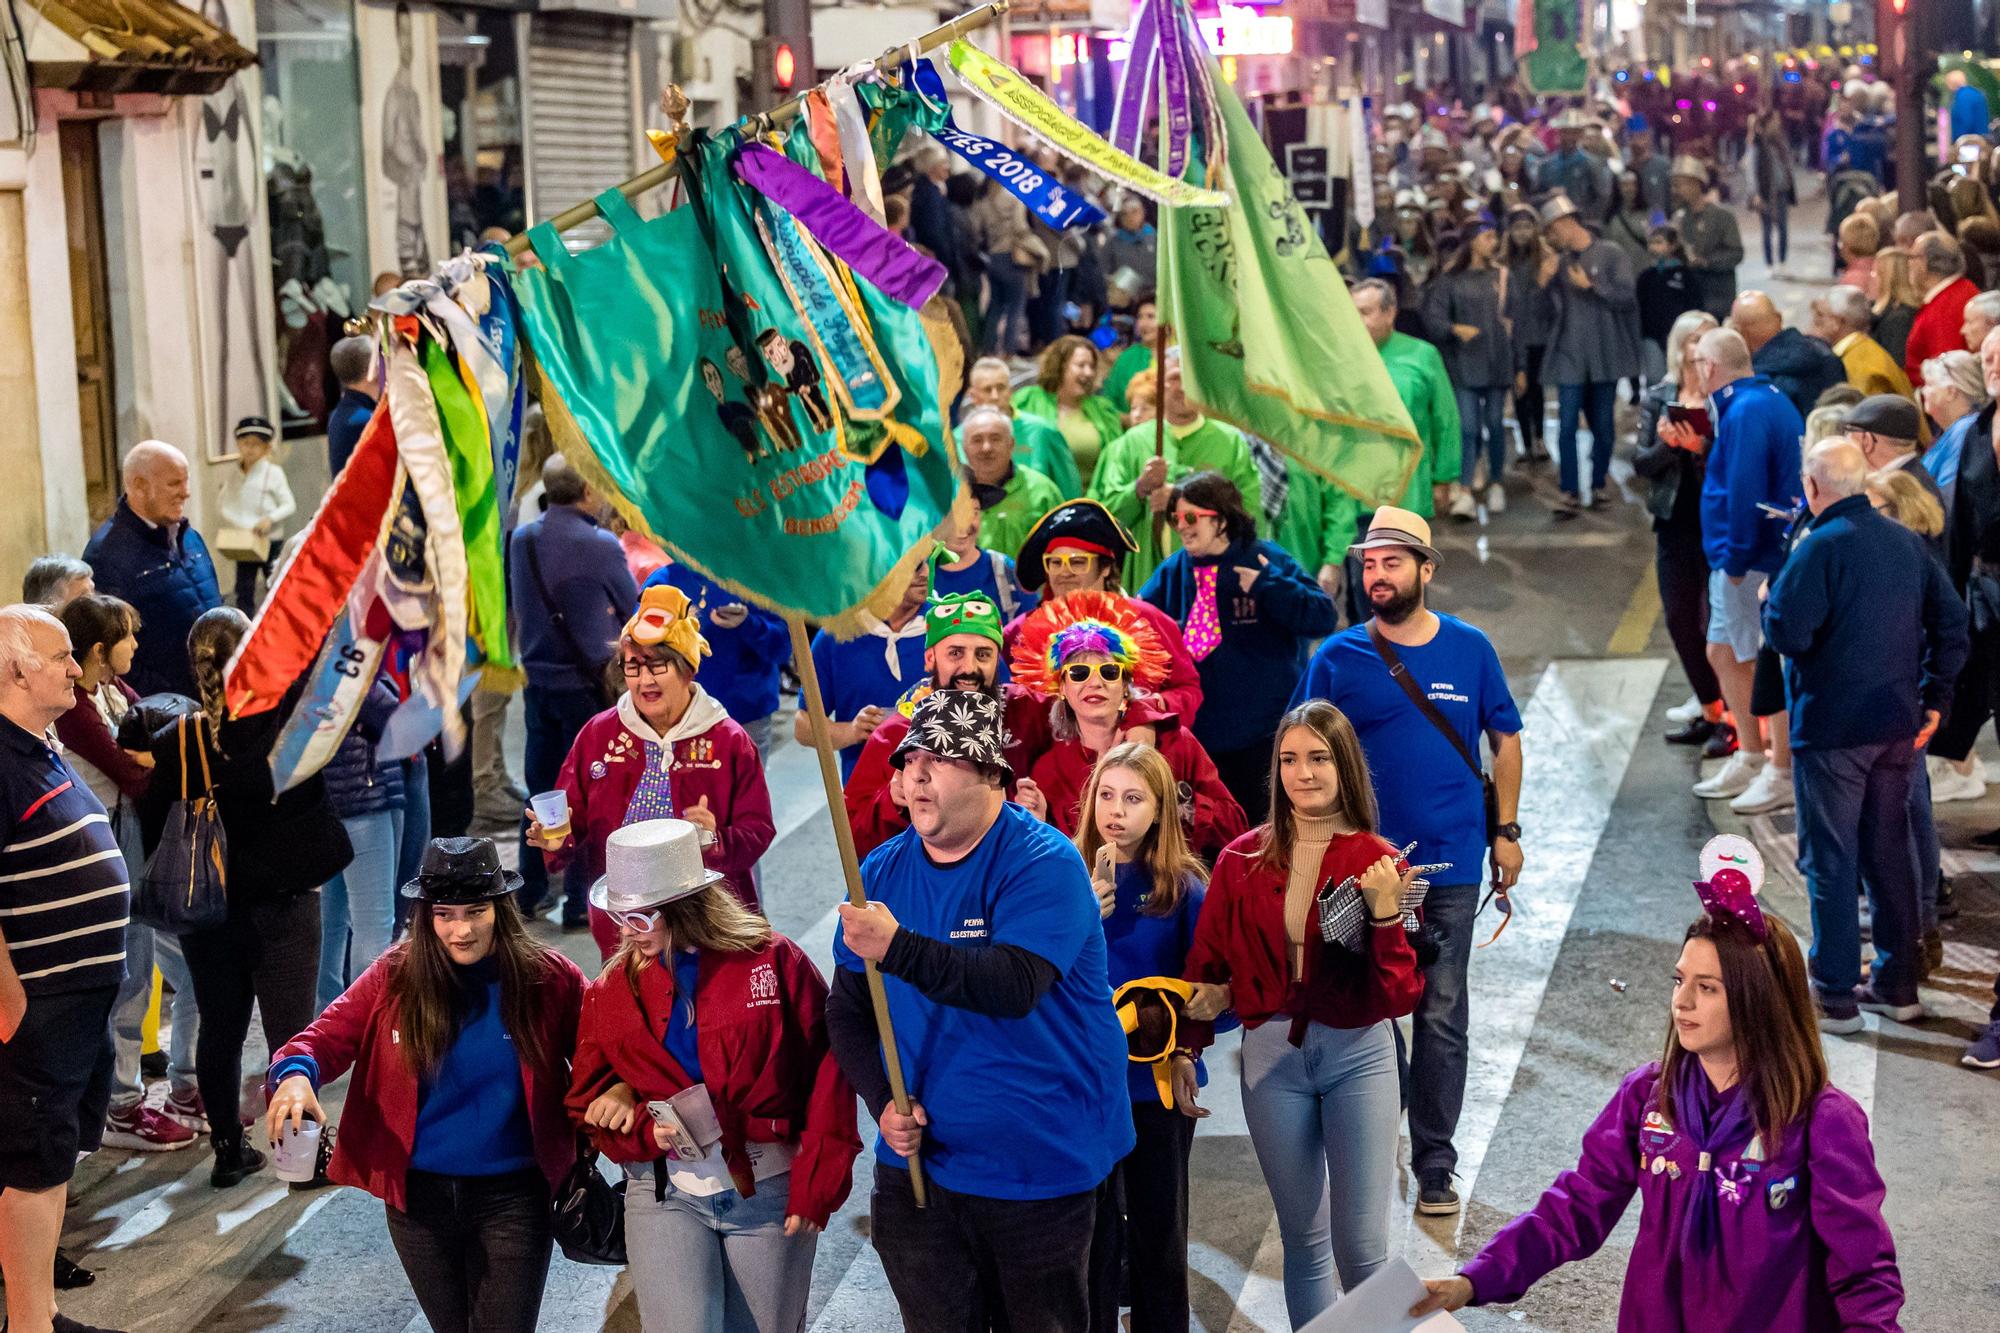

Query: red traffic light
left=1891, top=0, right=1906, bottom=13
left=773, top=41, right=797, bottom=90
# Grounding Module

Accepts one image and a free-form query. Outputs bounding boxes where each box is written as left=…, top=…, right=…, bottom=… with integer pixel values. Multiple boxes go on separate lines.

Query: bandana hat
left=1692, top=834, right=1767, bottom=941
left=890, top=688, right=1014, bottom=784
left=622, top=584, right=711, bottom=674
left=1009, top=590, right=1170, bottom=701
left=925, top=590, right=1005, bottom=649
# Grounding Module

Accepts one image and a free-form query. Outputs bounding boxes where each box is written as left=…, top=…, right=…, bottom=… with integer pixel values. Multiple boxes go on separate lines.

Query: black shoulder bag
left=523, top=528, right=618, bottom=707
left=1366, top=622, right=1502, bottom=870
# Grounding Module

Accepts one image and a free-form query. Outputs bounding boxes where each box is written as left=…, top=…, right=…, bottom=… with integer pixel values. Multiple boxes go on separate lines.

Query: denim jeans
left=318, top=809, right=403, bottom=1011
left=1908, top=756, right=1941, bottom=935
left=107, top=801, right=199, bottom=1104
left=1760, top=205, right=1790, bottom=267
left=625, top=1169, right=814, bottom=1333
left=518, top=683, right=604, bottom=920
left=395, top=753, right=430, bottom=938
left=1456, top=385, right=1509, bottom=487
left=1556, top=380, right=1618, bottom=497
left=984, top=252, right=1030, bottom=356
left=1408, top=881, right=1479, bottom=1179
left=1238, top=1018, right=1399, bottom=1326
left=872, top=1160, right=1103, bottom=1333
left=1793, top=741, right=1922, bottom=1002
left=384, top=1167, right=552, bottom=1333
left=741, top=712, right=775, bottom=764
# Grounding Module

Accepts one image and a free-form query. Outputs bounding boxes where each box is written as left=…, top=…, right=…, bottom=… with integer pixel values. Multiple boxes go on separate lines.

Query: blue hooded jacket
left=1699, top=375, right=1804, bottom=578
left=643, top=565, right=791, bottom=726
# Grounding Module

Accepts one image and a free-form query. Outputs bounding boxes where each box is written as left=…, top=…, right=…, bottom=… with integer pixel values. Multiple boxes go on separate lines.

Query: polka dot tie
left=622, top=740, right=677, bottom=824
left=1186, top=564, right=1222, bottom=662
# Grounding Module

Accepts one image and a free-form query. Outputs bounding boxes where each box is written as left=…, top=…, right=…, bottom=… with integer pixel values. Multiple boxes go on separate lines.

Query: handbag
left=133, top=715, right=229, bottom=935
left=521, top=527, right=617, bottom=708
left=551, top=1134, right=627, bottom=1266
left=1366, top=623, right=1502, bottom=849
left=214, top=527, right=272, bottom=564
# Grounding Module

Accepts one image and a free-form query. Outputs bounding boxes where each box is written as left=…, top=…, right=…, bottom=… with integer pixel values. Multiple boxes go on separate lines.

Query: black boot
left=210, top=1129, right=266, bottom=1189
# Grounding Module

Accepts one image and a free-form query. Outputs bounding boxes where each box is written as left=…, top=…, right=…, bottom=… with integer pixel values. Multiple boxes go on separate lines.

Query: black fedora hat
left=399, top=836, right=523, bottom=903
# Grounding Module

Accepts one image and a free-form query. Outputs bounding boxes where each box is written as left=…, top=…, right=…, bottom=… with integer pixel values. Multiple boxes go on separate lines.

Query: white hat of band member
left=589, top=818, right=724, bottom=915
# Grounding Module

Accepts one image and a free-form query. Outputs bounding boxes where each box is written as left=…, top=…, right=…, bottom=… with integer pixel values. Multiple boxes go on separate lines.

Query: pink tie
left=1186, top=565, right=1222, bottom=662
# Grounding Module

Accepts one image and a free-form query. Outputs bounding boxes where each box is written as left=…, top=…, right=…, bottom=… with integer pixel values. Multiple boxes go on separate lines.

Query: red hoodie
left=1028, top=723, right=1247, bottom=861
left=565, top=935, right=860, bottom=1227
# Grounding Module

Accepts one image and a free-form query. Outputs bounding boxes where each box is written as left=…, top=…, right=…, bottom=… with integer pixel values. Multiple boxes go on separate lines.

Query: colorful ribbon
left=732, top=143, right=946, bottom=309
left=905, top=59, right=1107, bottom=231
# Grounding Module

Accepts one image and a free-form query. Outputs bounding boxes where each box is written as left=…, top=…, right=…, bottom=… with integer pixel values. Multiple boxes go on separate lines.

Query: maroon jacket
left=54, top=681, right=150, bottom=801
left=566, top=935, right=861, bottom=1227
left=267, top=946, right=586, bottom=1211
left=1029, top=721, right=1247, bottom=861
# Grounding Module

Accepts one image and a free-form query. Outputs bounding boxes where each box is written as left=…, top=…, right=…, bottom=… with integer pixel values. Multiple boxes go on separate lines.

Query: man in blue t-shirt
left=797, top=562, right=930, bottom=779
left=827, top=689, right=1133, bottom=1332
left=1289, top=507, right=1523, bottom=1219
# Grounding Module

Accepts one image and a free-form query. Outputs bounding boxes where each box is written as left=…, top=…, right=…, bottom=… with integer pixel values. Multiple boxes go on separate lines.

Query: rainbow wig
left=1009, top=590, right=1170, bottom=701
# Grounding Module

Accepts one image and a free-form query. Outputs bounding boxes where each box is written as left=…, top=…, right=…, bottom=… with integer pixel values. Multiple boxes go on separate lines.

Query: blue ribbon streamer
left=904, top=59, right=1107, bottom=231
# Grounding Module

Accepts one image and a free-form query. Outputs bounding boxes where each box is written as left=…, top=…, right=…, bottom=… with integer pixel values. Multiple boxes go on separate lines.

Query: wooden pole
left=1148, top=318, right=1170, bottom=553
left=503, top=0, right=1010, bottom=257
left=785, top=615, right=927, bottom=1207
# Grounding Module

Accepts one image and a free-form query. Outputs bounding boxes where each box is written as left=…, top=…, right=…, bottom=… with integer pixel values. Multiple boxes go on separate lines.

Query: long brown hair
left=1256, top=701, right=1378, bottom=873
left=389, top=895, right=560, bottom=1079
left=1655, top=915, right=1829, bottom=1154
left=603, top=882, right=774, bottom=1000
left=1073, top=742, right=1208, bottom=917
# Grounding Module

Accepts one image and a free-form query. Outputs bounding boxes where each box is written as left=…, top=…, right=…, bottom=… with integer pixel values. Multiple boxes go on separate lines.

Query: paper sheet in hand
left=1297, top=1257, right=1467, bottom=1333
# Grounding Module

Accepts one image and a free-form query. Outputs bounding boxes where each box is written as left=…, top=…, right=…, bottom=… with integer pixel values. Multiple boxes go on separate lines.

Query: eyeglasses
left=1172, top=506, right=1219, bottom=529
left=1062, top=662, right=1126, bottom=684
left=1042, top=552, right=1101, bottom=574
left=608, top=907, right=662, bottom=931
left=619, top=658, right=675, bottom=678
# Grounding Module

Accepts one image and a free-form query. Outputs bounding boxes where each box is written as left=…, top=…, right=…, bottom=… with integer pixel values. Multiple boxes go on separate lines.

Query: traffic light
left=752, top=36, right=799, bottom=105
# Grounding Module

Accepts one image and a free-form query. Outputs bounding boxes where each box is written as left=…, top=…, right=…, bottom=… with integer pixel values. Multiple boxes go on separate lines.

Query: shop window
left=437, top=6, right=524, bottom=251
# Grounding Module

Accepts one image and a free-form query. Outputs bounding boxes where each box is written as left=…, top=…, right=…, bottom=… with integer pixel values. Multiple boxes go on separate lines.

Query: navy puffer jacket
left=320, top=678, right=407, bottom=820
left=82, top=499, right=221, bottom=699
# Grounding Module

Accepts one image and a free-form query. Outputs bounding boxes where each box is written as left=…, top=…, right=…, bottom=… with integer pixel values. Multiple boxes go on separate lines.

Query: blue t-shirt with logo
left=832, top=803, right=1134, bottom=1199
left=1289, top=615, right=1521, bottom=884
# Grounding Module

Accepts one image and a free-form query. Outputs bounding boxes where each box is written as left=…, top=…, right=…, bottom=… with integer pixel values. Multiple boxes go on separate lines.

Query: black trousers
left=1515, top=344, right=1549, bottom=453
left=1090, top=1101, right=1196, bottom=1333
left=1934, top=617, right=1999, bottom=764
left=385, top=1167, right=553, bottom=1333
left=1655, top=524, right=1722, bottom=707
left=873, top=1161, right=1103, bottom=1333
left=1209, top=739, right=1273, bottom=827
left=179, top=891, right=321, bottom=1135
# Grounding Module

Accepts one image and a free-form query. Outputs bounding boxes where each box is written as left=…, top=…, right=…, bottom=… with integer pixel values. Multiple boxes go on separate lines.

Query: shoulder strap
left=524, top=525, right=610, bottom=677
left=988, top=550, right=1020, bottom=623
left=1366, top=621, right=1485, bottom=782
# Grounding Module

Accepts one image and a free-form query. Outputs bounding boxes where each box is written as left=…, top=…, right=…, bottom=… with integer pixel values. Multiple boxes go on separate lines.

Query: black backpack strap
left=523, top=525, right=611, bottom=682
left=1366, top=621, right=1485, bottom=784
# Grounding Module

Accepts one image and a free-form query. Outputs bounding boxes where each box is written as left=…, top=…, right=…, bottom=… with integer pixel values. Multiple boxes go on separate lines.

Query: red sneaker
left=103, top=1102, right=197, bottom=1151
left=162, top=1086, right=210, bottom=1133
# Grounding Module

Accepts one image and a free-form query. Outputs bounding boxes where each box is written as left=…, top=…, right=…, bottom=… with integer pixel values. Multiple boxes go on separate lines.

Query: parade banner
left=944, top=39, right=1229, bottom=209
left=1158, top=72, right=1422, bottom=505
left=905, top=59, right=1105, bottom=230
left=421, top=335, right=509, bottom=669
left=733, top=144, right=947, bottom=308
left=1519, top=0, right=1587, bottom=94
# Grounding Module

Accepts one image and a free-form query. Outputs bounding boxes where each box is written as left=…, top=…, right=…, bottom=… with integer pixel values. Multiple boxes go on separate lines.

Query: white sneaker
left=1928, top=756, right=1986, bottom=804
left=1665, top=694, right=1703, bottom=725
left=1448, top=485, right=1477, bottom=521
left=1694, top=750, right=1765, bottom=799
left=1485, top=482, right=1506, bottom=514
left=1729, top=763, right=1794, bottom=815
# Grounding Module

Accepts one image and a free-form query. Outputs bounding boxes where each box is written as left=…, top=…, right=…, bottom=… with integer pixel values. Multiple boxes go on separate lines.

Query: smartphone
left=1664, top=403, right=1711, bottom=436
left=646, top=1100, right=702, bottom=1161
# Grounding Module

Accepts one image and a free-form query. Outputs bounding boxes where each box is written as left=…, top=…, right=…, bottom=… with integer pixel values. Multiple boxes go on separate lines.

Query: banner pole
left=784, top=615, right=928, bottom=1208
left=504, top=0, right=1010, bottom=257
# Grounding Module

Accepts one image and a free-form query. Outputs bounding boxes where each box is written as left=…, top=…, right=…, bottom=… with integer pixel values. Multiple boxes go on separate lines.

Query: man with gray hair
left=0, top=602, right=131, bottom=1333
left=19, top=556, right=92, bottom=610
left=81, top=440, right=221, bottom=697
left=1810, top=285, right=1914, bottom=399
left=1903, top=230, right=1981, bottom=382
left=957, top=404, right=1062, bottom=559
left=1765, top=439, right=1968, bottom=1032
left=1961, top=288, right=2000, bottom=354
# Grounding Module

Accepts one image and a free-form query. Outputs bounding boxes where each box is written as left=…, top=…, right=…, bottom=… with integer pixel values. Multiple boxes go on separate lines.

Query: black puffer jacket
left=320, top=679, right=406, bottom=820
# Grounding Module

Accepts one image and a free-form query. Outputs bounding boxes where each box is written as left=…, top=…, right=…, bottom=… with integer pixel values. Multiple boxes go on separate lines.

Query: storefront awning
left=24, top=0, right=255, bottom=96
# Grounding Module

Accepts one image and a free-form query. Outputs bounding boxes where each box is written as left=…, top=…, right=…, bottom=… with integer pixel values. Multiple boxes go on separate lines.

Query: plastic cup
left=529, top=790, right=570, bottom=831
left=271, top=1118, right=322, bottom=1183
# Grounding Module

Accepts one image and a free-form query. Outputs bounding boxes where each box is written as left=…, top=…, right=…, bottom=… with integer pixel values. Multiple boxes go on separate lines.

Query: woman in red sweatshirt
left=265, top=837, right=584, bottom=1333
left=568, top=818, right=859, bottom=1333
left=1181, top=700, right=1425, bottom=1328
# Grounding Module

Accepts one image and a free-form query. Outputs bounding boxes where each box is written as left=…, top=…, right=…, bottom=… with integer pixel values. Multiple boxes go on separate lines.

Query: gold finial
left=662, top=84, right=691, bottom=136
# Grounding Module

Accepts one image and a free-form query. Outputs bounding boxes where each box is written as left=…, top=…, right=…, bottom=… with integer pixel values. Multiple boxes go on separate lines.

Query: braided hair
left=186, top=607, right=249, bottom=735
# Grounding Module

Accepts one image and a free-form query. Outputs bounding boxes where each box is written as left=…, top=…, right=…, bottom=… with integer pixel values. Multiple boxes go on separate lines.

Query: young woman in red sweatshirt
left=1181, top=700, right=1426, bottom=1328
left=568, top=819, right=859, bottom=1333
left=266, top=838, right=584, bottom=1333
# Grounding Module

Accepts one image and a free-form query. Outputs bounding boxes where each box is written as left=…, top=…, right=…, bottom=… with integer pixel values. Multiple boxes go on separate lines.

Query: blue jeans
left=1908, top=757, right=1940, bottom=935
left=108, top=801, right=198, bottom=1105
left=1407, top=881, right=1478, bottom=1178
left=1760, top=205, right=1790, bottom=267
left=319, top=810, right=403, bottom=1011
left=626, top=1170, right=814, bottom=1333
left=1238, top=1018, right=1399, bottom=1326
left=1556, top=381, right=1618, bottom=497
left=1793, top=741, right=1922, bottom=1002
left=1456, top=386, right=1509, bottom=486
left=395, top=753, right=429, bottom=938
left=518, top=683, right=604, bottom=920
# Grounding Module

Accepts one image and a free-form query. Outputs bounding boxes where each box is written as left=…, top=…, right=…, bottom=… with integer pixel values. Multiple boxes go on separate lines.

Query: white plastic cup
left=271, top=1118, right=323, bottom=1183
left=529, top=790, right=570, bottom=830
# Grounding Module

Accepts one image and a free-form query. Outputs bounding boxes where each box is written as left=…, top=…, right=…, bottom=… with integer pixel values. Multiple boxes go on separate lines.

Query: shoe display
left=163, top=1086, right=209, bottom=1133
left=1485, top=482, right=1506, bottom=514
left=1963, top=1021, right=2000, bottom=1069
left=1927, top=757, right=1986, bottom=804
left=1693, top=750, right=1764, bottom=799
left=1816, top=998, right=1864, bottom=1035
left=102, top=1102, right=197, bottom=1152
left=1665, top=695, right=1703, bottom=725
left=1415, top=1169, right=1462, bottom=1216
left=1665, top=717, right=1717, bottom=746
left=1728, top=764, right=1794, bottom=815
left=1701, top=724, right=1739, bottom=760
left=1853, top=984, right=1924, bottom=1023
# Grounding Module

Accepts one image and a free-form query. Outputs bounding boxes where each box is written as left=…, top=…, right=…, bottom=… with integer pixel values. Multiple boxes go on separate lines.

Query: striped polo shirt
left=0, top=716, right=128, bottom=995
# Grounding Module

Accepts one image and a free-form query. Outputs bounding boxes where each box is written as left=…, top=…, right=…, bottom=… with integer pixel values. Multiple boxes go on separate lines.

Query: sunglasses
left=608, top=907, right=662, bottom=931
left=1042, top=552, right=1102, bottom=574
left=1172, top=506, right=1219, bottom=529
left=1063, top=662, right=1126, bottom=684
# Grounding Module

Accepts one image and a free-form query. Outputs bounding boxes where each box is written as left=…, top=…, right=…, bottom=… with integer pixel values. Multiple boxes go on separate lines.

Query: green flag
left=421, top=337, right=511, bottom=668
left=1520, top=0, right=1588, bottom=95
left=1157, top=74, right=1421, bottom=508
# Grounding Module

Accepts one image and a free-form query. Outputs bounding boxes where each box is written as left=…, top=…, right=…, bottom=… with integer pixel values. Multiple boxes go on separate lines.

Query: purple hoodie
left=1460, top=1062, right=1903, bottom=1331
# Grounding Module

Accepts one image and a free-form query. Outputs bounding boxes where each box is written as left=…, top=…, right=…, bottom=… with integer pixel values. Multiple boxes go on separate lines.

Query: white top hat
left=588, top=819, right=724, bottom=915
